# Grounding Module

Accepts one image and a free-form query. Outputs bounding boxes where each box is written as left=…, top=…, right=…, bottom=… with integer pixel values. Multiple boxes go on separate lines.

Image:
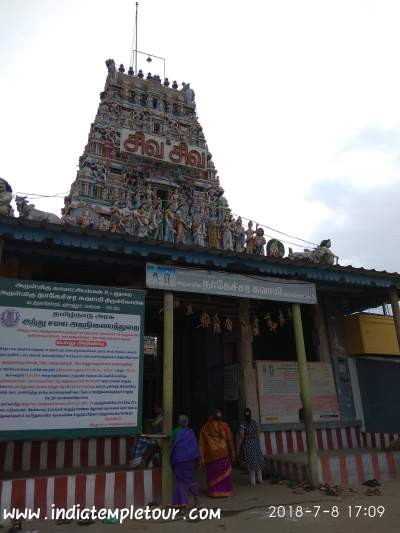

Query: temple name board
left=121, top=129, right=207, bottom=169
left=146, top=263, right=317, bottom=304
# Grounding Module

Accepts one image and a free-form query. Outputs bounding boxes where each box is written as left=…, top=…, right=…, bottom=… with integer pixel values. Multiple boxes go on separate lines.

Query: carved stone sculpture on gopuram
left=62, top=59, right=234, bottom=250
left=58, top=59, right=339, bottom=265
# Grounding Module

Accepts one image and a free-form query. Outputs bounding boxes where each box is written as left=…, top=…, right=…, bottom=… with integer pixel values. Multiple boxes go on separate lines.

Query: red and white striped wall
left=0, top=437, right=134, bottom=474
left=266, top=458, right=308, bottom=483
left=360, top=432, right=400, bottom=449
left=268, top=451, right=400, bottom=485
left=259, top=427, right=361, bottom=456
left=0, top=469, right=161, bottom=518
left=320, top=450, right=400, bottom=485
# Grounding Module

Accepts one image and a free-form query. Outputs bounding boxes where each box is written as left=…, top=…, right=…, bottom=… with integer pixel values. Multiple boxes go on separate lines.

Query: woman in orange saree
left=199, top=410, right=236, bottom=497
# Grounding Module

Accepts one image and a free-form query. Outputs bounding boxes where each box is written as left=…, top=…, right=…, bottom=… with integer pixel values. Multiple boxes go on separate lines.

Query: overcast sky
left=1, top=0, right=399, bottom=272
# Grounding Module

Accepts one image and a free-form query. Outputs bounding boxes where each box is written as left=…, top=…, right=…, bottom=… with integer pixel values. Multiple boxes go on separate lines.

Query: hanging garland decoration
left=224, top=317, right=233, bottom=332
left=213, top=314, right=221, bottom=334
left=197, top=311, right=210, bottom=328
left=264, top=313, right=278, bottom=332
left=177, top=303, right=293, bottom=336
left=252, top=317, right=260, bottom=337
left=240, top=319, right=249, bottom=332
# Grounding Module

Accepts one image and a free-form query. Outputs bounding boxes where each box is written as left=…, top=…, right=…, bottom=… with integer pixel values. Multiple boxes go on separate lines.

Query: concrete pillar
left=239, top=299, right=260, bottom=421
left=162, top=292, right=173, bottom=503
left=292, top=303, right=318, bottom=488
left=389, top=288, right=400, bottom=351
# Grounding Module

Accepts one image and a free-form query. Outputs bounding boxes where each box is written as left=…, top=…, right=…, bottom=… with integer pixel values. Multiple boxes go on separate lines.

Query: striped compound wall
left=0, top=469, right=162, bottom=518
left=360, top=432, right=400, bottom=449
left=259, top=427, right=361, bottom=456
left=268, top=450, right=400, bottom=485
left=0, top=428, right=367, bottom=475
left=0, top=437, right=134, bottom=474
left=1, top=428, right=398, bottom=510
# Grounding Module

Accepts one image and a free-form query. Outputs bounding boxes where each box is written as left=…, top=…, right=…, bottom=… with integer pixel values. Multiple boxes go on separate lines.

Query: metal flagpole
left=135, top=2, right=138, bottom=74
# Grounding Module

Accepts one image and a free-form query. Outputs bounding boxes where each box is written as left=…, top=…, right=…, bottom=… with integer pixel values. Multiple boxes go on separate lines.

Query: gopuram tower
left=63, top=59, right=239, bottom=251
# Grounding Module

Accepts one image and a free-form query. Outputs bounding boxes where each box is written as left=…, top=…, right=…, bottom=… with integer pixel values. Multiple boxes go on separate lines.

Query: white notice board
left=257, top=360, right=340, bottom=424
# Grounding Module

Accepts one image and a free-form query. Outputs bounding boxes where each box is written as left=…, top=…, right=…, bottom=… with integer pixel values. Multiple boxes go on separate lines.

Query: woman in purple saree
left=170, top=414, right=200, bottom=506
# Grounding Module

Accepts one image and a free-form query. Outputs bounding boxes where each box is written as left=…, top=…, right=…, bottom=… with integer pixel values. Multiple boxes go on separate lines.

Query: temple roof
left=1, top=216, right=399, bottom=293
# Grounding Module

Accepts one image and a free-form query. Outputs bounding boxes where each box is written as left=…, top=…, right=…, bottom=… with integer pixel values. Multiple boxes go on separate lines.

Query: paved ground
left=2, top=470, right=398, bottom=532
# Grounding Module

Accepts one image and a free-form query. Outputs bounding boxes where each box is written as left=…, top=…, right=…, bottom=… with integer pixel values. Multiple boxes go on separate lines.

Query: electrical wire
left=15, top=191, right=68, bottom=199
left=233, top=212, right=319, bottom=248
left=13, top=197, right=315, bottom=250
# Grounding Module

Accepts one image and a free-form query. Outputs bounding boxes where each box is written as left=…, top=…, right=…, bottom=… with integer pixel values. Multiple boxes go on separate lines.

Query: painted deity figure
left=0, top=178, right=14, bottom=216
left=314, top=239, right=337, bottom=265
left=233, top=217, right=245, bottom=252
left=253, top=227, right=266, bottom=255
left=181, top=82, right=195, bottom=106
left=105, top=58, right=116, bottom=78
left=97, top=216, right=110, bottom=232
left=16, top=196, right=61, bottom=224
left=134, top=205, right=149, bottom=237
left=216, top=194, right=228, bottom=223
left=122, top=209, right=134, bottom=235
left=208, top=215, right=220, bottom=249
left=192, top=213, right=206, bottom=247
left=245, top=221, right=255, bottom=254
left=175, top=204, right=190, bottom=245
left=222, top=216, right=234, bottom=251
left=144, top=183, right=155, bottom=208
left=149, top=201, right=164, bottom=240
left=169, top=190, right=180, bottom=211
left=164, top=203, right=176, bottom=243
left=109, top=206, right=125, bottom=233
left=77, top=209, right=93, bottom=228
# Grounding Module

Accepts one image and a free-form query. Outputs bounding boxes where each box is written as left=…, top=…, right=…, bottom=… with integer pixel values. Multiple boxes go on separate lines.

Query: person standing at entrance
left=237, top=408, right=265, bottom=485
left=170, top=414, right=200, bottom=506
left=199, top=409, right=235, bottom=497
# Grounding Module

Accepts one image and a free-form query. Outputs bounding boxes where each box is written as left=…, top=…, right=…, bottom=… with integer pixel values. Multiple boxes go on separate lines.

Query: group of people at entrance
left=170, top=408, right=265, bottom=505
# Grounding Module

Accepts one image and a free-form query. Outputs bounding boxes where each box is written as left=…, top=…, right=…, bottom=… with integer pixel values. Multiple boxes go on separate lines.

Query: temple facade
left=2, top=57, right=400, bottom=512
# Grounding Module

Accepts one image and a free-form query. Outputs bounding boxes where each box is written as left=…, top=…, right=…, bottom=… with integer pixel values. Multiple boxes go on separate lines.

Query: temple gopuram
left=63, top=60, right=236, bottom=249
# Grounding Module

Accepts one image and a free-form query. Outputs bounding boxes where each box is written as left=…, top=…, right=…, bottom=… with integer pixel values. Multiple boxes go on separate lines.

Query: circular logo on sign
left=0, top=309, right=21, bottom=327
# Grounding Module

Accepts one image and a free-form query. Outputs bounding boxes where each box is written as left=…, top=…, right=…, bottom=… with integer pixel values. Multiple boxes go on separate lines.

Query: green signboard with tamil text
left=0, top=278, right=145, bottom=441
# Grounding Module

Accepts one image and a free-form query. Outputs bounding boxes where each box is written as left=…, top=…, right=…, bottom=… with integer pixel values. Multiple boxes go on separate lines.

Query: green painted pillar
left=292, top=303, right=318, bottom=488
left=162, top=291, right=174, bottom=503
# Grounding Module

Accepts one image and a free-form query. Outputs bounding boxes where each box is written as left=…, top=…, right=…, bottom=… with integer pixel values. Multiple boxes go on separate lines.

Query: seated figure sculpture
left=288, top=239, right=338, bottom=265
